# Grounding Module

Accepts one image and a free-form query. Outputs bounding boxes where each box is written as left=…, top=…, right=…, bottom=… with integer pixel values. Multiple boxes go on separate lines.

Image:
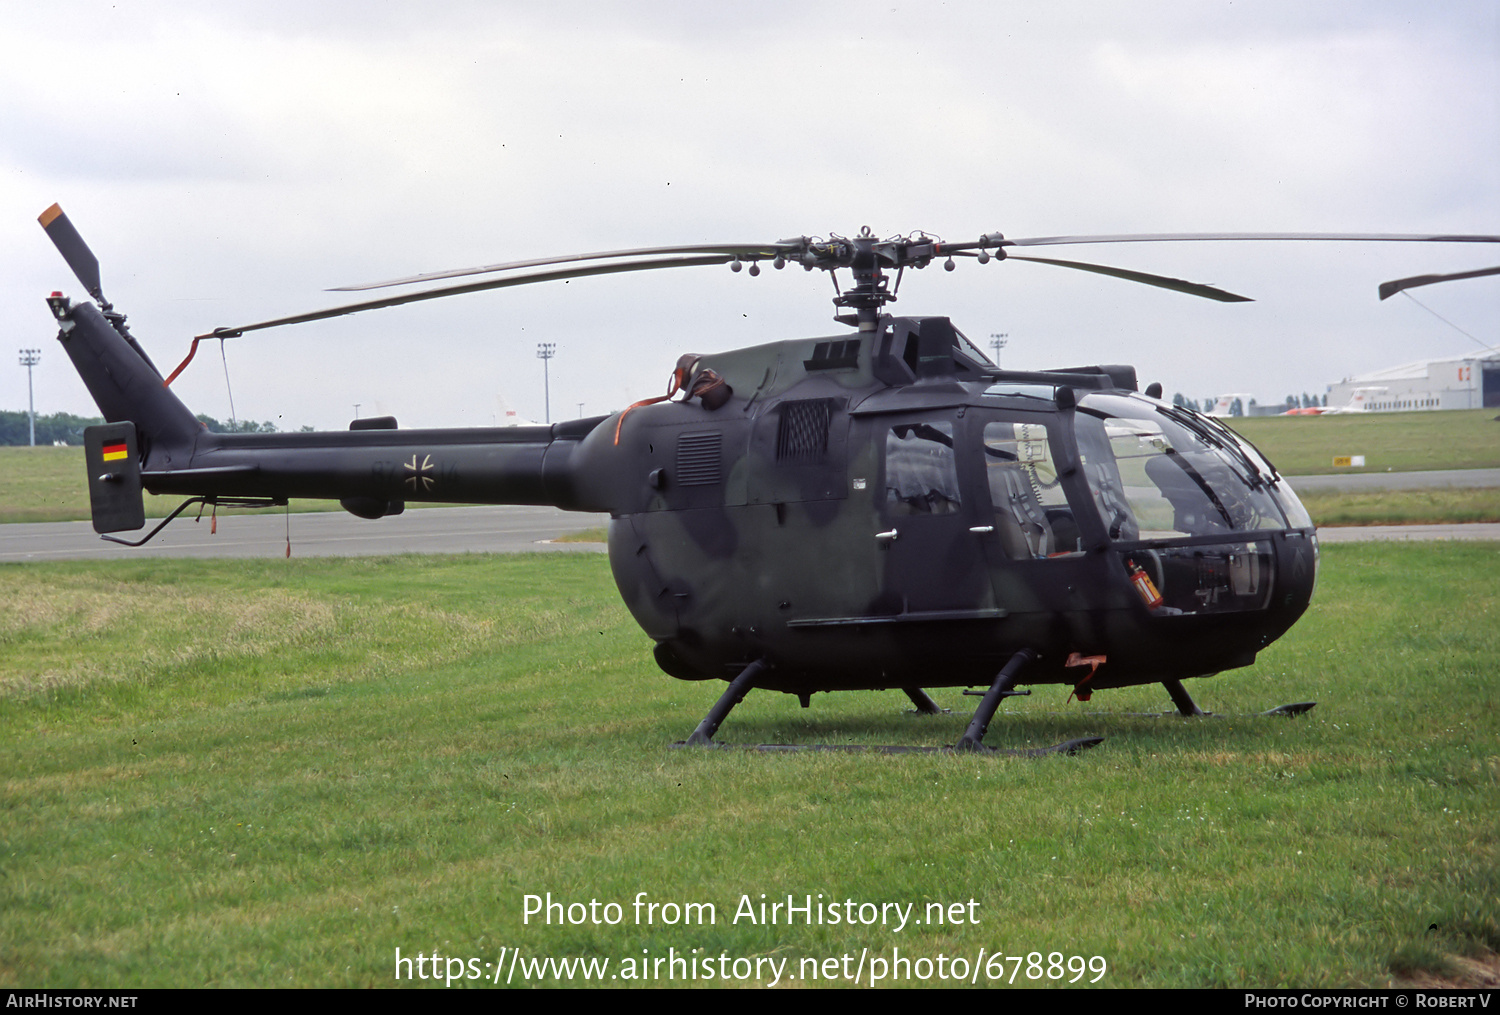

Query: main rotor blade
left=200, top=253, right=737, bottom=338
left=38, top=204, right=104, bottom=303
left=330, top=231, right=1500, bottom=293
left=1001, top=232, right=1500, bottom=248
left=1005, top=254, right=1253, bottom=302
left=332, top=242, right=796, bottom=292
left=1379, top=265, right=1500, bottom=300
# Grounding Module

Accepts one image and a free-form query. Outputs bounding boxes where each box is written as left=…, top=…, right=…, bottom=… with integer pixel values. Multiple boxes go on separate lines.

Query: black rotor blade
left=1005, top=254, right=1253, bottom=302
left=38, top=204, right=104, bottom=303
left=202, top=253, right=737, bottom=338
left=1001, top=231, right=1500, bottom=248
left=332, top=242, right=796, bottom=292
left=332, top=231, right=1500, bottom=294
left=1379, top=265, right=1500, bottom=300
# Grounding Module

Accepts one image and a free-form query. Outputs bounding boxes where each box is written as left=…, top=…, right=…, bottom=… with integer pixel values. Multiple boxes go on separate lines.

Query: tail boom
left=48, top=292, right=610, bottom=528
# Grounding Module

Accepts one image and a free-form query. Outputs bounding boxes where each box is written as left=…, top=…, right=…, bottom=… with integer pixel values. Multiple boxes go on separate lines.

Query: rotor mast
left=819, top=227, right=1006, bottom=330
left=832, top=227, right=895, bottom=333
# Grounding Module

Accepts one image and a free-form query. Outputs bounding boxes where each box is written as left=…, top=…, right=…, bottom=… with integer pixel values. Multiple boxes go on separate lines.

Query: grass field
left=1, top=446, right=95, bottom=524
left=0, top=446, right=459, bottom=525
left=2, top=544, right=1495, bottom=988
left=1294, top=488, right=1500, bottom=527
left=1227, top=408, right=1500, bottom=476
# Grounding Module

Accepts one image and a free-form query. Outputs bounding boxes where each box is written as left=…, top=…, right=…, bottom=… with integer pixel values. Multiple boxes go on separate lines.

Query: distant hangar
left=1326, top=349, right=1499, bottom=412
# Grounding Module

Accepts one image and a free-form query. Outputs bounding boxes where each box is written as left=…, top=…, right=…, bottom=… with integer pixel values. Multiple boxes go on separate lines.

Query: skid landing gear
left=1261, top=701, right=1317, bottom=717
left=1163, top=678, right=1209, bottom=717
left=675, top=651, right=1102, bottom=756
left=682, top=659, right=767, bottom=746
left=903, top=687, right=946, bottom=715
left=957, top=649, right=1103, bottom=756
left=1161, top=678, right=1316, bottom=719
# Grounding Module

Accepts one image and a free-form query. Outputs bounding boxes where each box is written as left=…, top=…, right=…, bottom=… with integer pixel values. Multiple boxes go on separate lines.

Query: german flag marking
left=102, top=443, right=128, bottom=461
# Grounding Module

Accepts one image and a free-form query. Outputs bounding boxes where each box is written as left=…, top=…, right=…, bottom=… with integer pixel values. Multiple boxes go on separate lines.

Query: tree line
left=1171, top=393, right=1327, bottom=416
left=1, top=410, right=291, bottom=445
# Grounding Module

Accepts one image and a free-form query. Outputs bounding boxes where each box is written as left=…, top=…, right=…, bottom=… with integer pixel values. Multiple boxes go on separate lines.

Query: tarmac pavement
left=1284, top=468, right=1500, bottom=493
left=0, top=504, right=609, bottom=561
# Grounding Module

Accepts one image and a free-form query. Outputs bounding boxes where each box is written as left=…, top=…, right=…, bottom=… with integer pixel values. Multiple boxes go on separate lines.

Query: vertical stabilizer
left=47, top=295, right=202, bottom=461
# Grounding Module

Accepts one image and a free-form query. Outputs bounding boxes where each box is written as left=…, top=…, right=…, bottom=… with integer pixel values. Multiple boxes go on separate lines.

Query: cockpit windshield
left=1073, top=393, right=1310, bottom=541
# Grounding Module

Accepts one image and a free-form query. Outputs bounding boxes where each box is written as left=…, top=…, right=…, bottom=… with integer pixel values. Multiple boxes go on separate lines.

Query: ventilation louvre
left=676, top=432, right=722, bottom=486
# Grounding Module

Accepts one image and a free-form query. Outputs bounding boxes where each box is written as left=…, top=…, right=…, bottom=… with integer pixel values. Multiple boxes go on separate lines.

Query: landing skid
left=676, top=738, right=1103, bottom=757
left=677, top=651, right=1103, bottom=757
left=1260, top=701, right=1317, bottom=717
left=1024, top=705, right=1320, bottom=719
left=1159, top=678, right=1315, bottom=719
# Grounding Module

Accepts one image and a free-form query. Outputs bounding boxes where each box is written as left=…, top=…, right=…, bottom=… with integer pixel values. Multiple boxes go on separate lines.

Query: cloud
left=4, top=2, right=1495, bottom=426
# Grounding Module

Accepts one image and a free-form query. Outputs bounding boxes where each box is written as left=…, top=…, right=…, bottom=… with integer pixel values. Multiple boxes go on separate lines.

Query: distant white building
left=1325, top=350, right=1500, bottom=412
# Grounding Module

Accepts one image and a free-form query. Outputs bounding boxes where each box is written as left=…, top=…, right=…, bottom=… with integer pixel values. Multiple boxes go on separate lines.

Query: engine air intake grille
left=776, top=399, right=835, bottom=463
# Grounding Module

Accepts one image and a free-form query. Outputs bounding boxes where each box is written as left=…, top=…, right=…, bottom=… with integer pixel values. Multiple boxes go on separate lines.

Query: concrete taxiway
left=0, top=505, right=609, bottom=562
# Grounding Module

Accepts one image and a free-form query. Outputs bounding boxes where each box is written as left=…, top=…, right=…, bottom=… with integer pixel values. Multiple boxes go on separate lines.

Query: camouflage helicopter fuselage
left=53, top=295, right=1317, bottom=707
left=586, top=316, right=1319, bottom=699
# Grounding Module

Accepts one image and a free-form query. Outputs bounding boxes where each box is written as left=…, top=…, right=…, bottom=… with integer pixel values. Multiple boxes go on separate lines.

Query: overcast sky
left=3, top=1, right=1496, bottom=429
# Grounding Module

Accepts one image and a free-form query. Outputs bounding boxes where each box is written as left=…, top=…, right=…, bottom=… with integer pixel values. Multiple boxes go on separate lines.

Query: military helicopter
left=38, top=206, right=1500, bottom=754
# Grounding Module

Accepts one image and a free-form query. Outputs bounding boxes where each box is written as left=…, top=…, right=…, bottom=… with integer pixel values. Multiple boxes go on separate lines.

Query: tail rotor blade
left=38, top=204, right=104, bottom=304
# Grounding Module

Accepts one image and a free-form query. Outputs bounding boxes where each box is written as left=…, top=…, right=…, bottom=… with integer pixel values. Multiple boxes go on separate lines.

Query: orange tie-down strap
left=612, top=355, right=696, bottom=445
left=1065, top=652, right=1107, bottom=703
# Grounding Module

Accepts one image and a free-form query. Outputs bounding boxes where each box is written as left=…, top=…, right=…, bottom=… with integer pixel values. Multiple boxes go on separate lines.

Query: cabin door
left=871, top=417, right=999, bottom=619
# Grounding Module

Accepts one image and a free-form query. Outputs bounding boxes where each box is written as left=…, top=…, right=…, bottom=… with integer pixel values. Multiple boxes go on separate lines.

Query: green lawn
left=1228, top=408, right=1500, bottom=476
left=0, top=446, right=459, bottom=524
left=1, top=446, right=93, bottom=524
left=2, top=545, right=1495, bottom=988
left=1294, top=487, right=1500, bottom=526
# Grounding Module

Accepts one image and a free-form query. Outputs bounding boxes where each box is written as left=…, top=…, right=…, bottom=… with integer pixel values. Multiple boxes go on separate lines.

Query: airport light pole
left=19, top=348, right=40, bottom=446
left=989, top=333, right=1008, bottom=368
left=537, top=343, right=556, bottom=423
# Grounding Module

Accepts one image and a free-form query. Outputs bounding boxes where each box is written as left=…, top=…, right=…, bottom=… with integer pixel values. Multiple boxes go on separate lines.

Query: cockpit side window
left=982, top=421, right=1083, bottom=558
left=1071, top=416, right=1139, bottom=542
left=885, top=422, right=961, bottom=515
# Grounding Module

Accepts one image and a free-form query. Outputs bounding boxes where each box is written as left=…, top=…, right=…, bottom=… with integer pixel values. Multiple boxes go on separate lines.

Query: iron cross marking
left=404, top=453, right=436, bottom=492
